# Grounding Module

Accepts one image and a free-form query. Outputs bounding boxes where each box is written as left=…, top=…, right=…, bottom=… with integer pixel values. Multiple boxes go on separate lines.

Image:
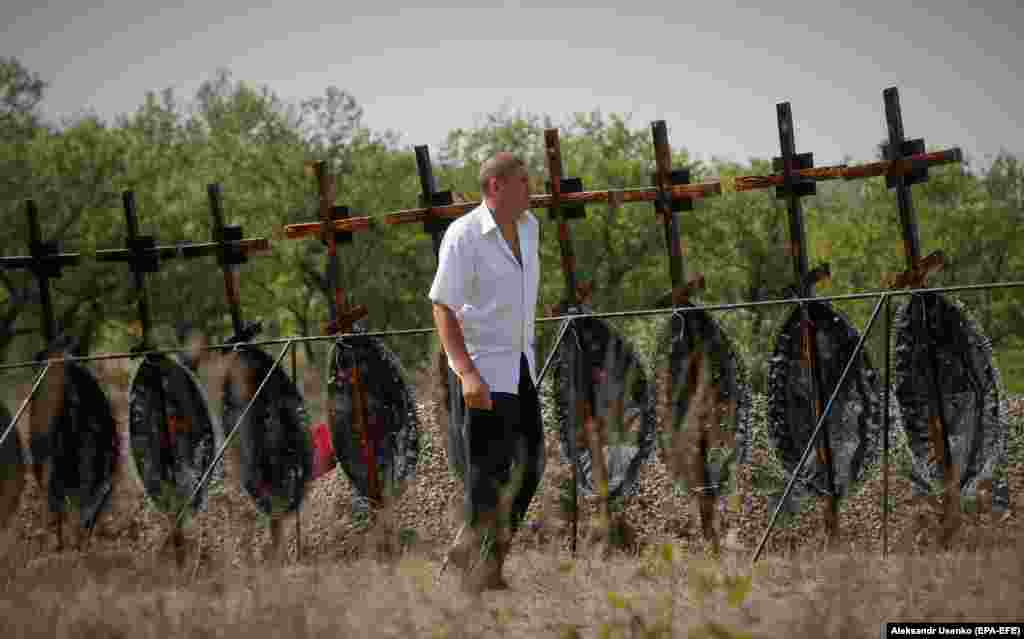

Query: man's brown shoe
left=446, top=526, right=473, bottom=574
left=482, top=539, right=510, bottom=590
left=458, top=529, right=510, bottom=594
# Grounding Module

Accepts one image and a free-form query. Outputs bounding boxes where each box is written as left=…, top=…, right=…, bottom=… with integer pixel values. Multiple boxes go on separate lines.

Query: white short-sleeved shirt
left=428, top=202, right=540, bottom=394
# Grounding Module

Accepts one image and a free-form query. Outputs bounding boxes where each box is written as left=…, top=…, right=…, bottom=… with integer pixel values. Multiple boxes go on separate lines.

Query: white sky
left=4, top=0, right=1021, bottom=170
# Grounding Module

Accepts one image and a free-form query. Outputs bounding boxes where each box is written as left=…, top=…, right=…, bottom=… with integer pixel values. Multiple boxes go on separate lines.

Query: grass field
left=0, top=536, right=1021, bottom=638
left=1, top=352, right=1022, bottom=638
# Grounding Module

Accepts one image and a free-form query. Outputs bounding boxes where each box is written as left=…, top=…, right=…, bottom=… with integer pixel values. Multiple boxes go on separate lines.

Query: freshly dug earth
left=3, top=356, right=1022, bottom=572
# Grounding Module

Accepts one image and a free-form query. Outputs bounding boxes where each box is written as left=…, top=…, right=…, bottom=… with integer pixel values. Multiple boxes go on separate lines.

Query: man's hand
left=433, top=302, right=494, bottom=410
left=460, top=369, right=493, bottom=411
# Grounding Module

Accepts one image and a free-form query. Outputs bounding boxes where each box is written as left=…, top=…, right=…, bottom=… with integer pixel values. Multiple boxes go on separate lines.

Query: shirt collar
left=478, top=204, right=499, bottom=236
left=478, top=203, right=528, bottom=236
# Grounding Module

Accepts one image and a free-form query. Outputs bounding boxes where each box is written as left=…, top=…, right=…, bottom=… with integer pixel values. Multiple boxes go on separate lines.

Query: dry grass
left=0, top=354, right=1022, bottom=638
left=0, top=535, right=1020, bottom=638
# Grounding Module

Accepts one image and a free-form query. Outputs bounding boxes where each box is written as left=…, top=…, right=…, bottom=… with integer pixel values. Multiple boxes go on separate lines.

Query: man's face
left=493, top=168, right=531, bottom=214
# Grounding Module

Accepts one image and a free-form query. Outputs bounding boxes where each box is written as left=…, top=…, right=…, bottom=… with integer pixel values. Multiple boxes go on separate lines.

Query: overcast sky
left=4, top=1, right=1021, bottom=170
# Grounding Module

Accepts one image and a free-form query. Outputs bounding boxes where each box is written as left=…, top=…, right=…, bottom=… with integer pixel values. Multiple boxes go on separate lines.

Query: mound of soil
left=3, top=359, right=1021, bottom=571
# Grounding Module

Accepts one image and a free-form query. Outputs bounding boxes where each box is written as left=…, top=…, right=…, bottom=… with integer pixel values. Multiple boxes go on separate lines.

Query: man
left=429, top=152, right=544, bottom=592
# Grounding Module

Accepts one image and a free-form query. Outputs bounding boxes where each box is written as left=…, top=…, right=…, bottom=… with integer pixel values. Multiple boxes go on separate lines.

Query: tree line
left=2, top=56, right=1022, bottom=395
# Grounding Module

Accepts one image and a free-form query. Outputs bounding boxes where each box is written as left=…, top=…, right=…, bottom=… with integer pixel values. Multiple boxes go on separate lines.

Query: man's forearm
left=432, top=303, right=477, bottom=378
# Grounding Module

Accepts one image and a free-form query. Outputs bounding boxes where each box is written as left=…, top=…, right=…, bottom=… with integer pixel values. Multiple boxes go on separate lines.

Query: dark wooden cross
left=774, top=101, right=839, bottom=547
left=413, top=146, right=463, bottom=491
left=650, top=120, right=706, bottom=306
left=205, top=183, right=267, bottom=344
left=95, top=190, right=271, bottom=351
left=650, top=120, right=717, bottom=554
left=882, top=86, right=959, bottom=547
left=0, top=200, right=83, bottom=351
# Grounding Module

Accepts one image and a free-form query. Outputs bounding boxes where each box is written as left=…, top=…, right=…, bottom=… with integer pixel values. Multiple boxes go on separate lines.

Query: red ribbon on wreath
left=311, top=421, right=337, bottom=480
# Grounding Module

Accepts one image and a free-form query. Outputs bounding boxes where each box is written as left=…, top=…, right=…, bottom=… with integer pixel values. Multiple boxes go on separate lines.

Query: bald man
left=430, top=152, right=544, bottom=592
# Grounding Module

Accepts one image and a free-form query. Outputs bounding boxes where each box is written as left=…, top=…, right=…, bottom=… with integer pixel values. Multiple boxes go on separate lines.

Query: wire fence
left=2, top=279, right=1022, bottom=564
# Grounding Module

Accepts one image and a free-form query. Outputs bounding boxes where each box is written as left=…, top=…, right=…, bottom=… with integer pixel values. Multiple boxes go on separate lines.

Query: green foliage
left=602, top=589, right=674, bottom=638
left=997, top=339, right=1024, bottom=395
left=1008, top=403, right=1024, bottom=467
left=746, top=398, right=787, bottom=497
left=398, top=527, right=418, bottom=550
left=1, top=56, right=1022, bottom=424
left=559, top=476, right=576, bottom=519
left=614, top=549, right=757, bottom=638
left=0, top=56, right=47, bottom=140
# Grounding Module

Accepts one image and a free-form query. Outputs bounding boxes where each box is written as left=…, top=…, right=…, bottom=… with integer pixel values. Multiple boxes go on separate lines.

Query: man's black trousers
left=450, top=353, right=544, bottom=536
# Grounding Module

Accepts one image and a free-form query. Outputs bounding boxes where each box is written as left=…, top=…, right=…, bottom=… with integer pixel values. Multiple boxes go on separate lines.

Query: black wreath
left=129, top=353, right=219, bottom=514
left=327, top=335, right=420, bottom=505
left=222, top=346, right=312, bottom=516
left=892, top=293, right=1009, bottom=510
left=766, top=301, right=884, bottom=500
left=655, top=306, right=754, bottom=497
left=0, top=402, right=26, bottom=527
left=551, top=311, right=658, bottom=499
left=34, top=361, right=119, bottom=529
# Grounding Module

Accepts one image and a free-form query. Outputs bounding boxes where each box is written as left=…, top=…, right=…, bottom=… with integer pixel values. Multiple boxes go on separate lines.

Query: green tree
left=0, top=56, right=47, bottom=140
left=3, top=59, right=1021, bottom=397
left=1, top=113, right=128, bottom=362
